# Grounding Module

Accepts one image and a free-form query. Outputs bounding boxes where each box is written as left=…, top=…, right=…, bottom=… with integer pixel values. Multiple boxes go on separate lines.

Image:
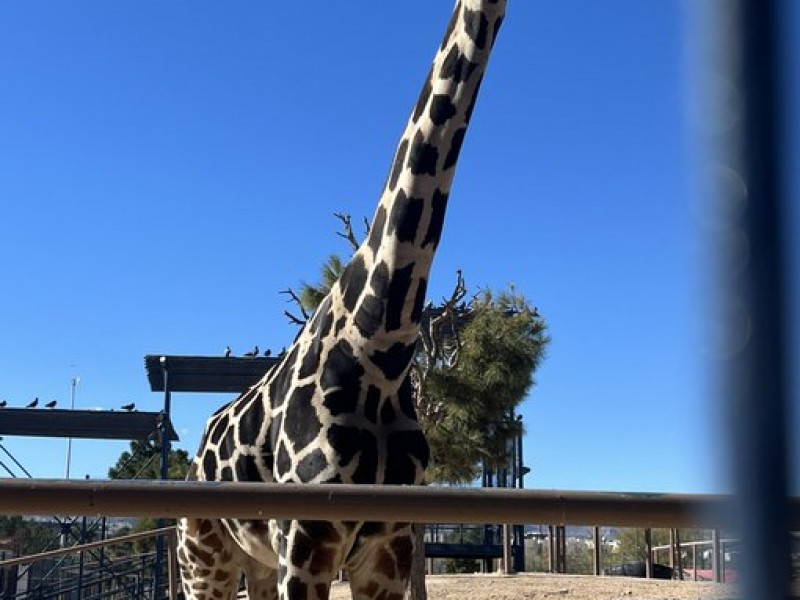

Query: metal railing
left=0, top=527, right=178, bottom=600
left=3, top=478, right=798, bottom=592
left=2, top=479, right=781, bottom=529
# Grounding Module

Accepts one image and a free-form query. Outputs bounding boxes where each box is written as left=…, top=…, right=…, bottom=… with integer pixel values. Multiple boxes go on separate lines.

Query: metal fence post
left=643, top=528, right=653, bottom=579
left=714, top=0, right=791, bottom=597
left=592, top=527, right=601, bottom=576
left=166, top=530, right=179, bottom=600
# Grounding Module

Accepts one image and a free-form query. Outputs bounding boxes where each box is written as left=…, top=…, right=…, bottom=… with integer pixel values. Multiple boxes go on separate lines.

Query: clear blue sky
left=0, top=2, right=797, bottom=495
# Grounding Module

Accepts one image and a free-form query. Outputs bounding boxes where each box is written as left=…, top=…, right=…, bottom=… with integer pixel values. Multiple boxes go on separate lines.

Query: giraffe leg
left=345, top=524, right=414, bottom=600
left=177, top=517, right=242, bottom=600
left=244, top=569, right=278, bottom=600
left=276, top=520, right=347, bottom=600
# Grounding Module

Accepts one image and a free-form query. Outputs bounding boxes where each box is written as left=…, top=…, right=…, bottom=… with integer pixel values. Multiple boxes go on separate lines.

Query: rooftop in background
left=0, top=408, right=178, bottom=441
left=144, top=355, right=278, bottom=394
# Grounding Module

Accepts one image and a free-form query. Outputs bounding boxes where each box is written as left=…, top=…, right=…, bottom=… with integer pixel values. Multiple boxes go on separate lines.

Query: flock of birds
left=0, top=349, right=278, bottom=413
left=0, top=398, right=136, bottom=411
left=225, top=345, right=282, bottom=358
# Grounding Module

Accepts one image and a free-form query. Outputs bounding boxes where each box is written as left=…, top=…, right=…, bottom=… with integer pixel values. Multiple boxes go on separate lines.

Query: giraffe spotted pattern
left=177, top=2, right=507, bottom=599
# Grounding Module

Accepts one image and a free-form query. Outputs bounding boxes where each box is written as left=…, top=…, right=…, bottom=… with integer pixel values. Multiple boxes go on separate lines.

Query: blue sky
left=0, top=2, right=797, bottom=495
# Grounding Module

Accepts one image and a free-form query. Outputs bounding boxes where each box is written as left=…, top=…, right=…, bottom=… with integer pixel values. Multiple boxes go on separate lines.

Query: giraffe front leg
left=245, top=569, right=278, bottom=600
left=345, top=524, right=415, bottom=600
left=178, top=517, right=242, bottom=600
left=276, top=520, right=348, bottom=600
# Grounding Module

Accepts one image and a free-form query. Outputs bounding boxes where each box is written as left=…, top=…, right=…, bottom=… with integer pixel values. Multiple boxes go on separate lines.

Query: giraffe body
left=177, top=2, right=507, bottom=599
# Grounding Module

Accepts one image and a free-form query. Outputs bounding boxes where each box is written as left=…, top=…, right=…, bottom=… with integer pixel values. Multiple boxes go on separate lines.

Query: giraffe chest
left=268, top=366, right=429, bottom=486
left=197, top=382, right=427, bottom=488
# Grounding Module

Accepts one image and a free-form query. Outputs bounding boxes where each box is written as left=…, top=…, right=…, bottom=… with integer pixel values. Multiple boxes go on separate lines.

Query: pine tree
left=107, top=439, right=191, bottom=481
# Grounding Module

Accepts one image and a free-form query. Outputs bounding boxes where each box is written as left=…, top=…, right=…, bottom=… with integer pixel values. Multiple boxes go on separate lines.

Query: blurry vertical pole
left=592, top=527, right=601, bottom=576
left=514, top=416, right=525, bottom=572
left=155, top=357, right=173, bottom=599
left=62, top=376, right=79, bottom=549
left=716, top=0, right=791, bottom=598
left=64, top=376, right=79, bottom=479
left=158, top=357, right=172, bottom=481
left=77, top=515, right=87, bottom=600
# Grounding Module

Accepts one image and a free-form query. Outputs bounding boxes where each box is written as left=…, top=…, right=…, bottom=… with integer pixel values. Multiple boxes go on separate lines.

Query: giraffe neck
left=337, top=0, right=506, bottom=347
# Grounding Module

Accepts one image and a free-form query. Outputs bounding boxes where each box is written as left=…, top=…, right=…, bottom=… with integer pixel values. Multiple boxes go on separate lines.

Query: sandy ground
left=328, top=573, right=737, bottom=600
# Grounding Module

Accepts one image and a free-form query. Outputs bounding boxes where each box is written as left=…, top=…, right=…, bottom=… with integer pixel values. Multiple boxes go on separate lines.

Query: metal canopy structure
left=144, top=355, right=277, bottom=393
left=0, top=408, right=178, bottom=441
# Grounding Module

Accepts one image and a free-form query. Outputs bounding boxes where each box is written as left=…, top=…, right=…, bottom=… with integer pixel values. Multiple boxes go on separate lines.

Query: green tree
left=439, top=526, right=482, bottom=574
left=0, top=516, right=59, bottom=555
left=422, top=288, right=547, bottom=482
left=612, top=528, right=710, bottom=571
left=565, top=537, right=592, bottom=575
left=107, top=439, right=192, bottom=553
left=108, top=439, right=191, bottom=480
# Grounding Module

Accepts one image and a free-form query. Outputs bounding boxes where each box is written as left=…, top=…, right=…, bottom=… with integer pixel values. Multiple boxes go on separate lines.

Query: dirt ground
left=328, top=573, right=737, bottom=600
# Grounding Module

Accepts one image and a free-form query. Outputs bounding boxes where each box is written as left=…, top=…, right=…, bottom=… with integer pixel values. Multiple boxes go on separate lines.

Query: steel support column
left=716, top=0, right=791, bottom=597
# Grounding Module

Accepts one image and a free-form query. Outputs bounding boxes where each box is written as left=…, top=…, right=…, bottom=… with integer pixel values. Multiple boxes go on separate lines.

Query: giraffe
left=177, top=2, right=507, bottom=599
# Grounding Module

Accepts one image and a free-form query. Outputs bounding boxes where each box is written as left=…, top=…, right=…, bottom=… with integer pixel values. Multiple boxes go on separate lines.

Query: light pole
left=64, top=376, right=79, bottom=479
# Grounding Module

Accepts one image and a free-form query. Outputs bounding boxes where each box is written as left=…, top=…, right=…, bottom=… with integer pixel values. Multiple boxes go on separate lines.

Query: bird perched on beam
left=224, top=346, right=232, bottom=357
left=263, top=348, right=272, bottom=357
left=121, top=402, right=135, bottom=411
left=0, top=400, right=6, bottom=408
left=27, top=398, right=38, bottom=408
left=45, top=400, right=57, bottom=409
left=243, top=345, right=259, bottom=357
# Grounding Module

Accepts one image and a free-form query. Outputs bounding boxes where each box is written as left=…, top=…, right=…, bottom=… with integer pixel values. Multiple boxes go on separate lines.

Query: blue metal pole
left=76, top=516, right=86, bottom=600
left=720, top=0, right=791, bottom=598
left=153, top=357, right=172, bottom=600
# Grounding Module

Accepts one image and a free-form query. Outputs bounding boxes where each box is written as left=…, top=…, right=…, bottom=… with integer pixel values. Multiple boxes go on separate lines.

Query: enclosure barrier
left=4, top=478, right=798, bottom=529
left=0, top=526, right=175, bottom=570
left=0, top=524, right=181, bottom=600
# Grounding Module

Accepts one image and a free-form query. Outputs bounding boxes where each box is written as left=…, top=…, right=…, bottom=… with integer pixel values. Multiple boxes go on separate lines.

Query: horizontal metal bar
left=0, top=479, right=769, bottom=530
left=0, top=526, right=175, bottom=569
left=0, top=408, right=178, bottom=441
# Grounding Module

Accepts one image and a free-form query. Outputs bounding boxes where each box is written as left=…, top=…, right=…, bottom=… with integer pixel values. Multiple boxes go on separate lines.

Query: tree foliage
left=106, top=440, right=192, bottom=553
left=423, top=288, right=548, bottom=482
left=0, top=516, right=59, bottom=555
left=613, top=528, right=709, bottom=566
left=299, top=254, right=345, bottom=310
left=107, top=439, right=191, bottom=480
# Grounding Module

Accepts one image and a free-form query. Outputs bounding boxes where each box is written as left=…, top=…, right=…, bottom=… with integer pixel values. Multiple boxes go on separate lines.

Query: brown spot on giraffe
left=375, top=548, right=397, bottom=580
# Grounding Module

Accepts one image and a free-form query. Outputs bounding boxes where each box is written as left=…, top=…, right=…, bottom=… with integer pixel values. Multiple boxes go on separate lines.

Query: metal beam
left=144, top=355, right=276, bottom=393
left=0, top=479, right=771, bottom=529
left=0, top=409, right=178, bottom=441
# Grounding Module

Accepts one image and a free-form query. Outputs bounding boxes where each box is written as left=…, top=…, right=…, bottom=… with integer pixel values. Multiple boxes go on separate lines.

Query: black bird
left=224, top=346, right=232, bottom=358
left=263, top=348, right=272, bottom=357
left=121, top=403, right=135, bottom=411
left=27, top=398, right=38, bottom=408
left=45, top=400, right=57, bottom=409
left=243, top=345, right=259, bottom=357
left=0, top=400, right=7, bottom=408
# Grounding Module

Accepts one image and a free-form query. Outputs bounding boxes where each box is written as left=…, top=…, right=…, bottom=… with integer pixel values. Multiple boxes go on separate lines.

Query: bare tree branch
left=419, top=269, right=468, bottom=379
left=280, top=288, right=309, bottom=326
left=283, top=311, right=306, bottom=326
left=333, top=212, right=361, bottom=252
left=429, top=269, right=467, bottom=368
